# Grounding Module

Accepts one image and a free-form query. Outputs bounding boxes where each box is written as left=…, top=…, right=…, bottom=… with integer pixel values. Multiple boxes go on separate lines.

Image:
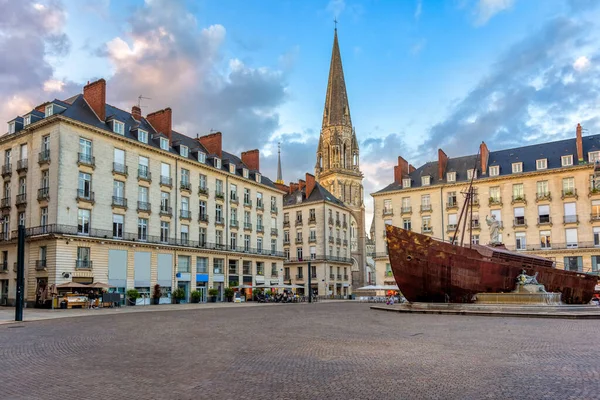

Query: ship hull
left=386, top=226, right=597, bottom=304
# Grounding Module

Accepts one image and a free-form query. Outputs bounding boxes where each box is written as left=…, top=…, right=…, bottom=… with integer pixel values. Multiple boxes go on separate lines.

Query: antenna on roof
left=210, top=129, right=216, bottom=133
left=137, top=95, right=151, bottom=108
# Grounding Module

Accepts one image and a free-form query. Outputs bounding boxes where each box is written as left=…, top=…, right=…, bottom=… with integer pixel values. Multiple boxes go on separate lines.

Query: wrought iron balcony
left=513, top=218, right=527, bottom=228
left=180, top=181, right=192, bottom=192
left=0, top=198, right=10, bottom=211
left=198, top=214, right=209, bottom=223
left=271, top=228, right=278, bottom=236
left=382, top=208, right=393, bottom=216
left=16, top=159, right=28, bottom=173
left=198, top=187, right=208, bottom=196
left=137, top=167, right=151, bottom=182
left=271, top=206, right=278, bottom=214
left=256, top=201, right=264, bottom=210
left=76, top=189, right=94, bottom=203
left=37, top=187, right=50, bottom=201
left=422, top=226, right=433, bottom=234
left=230, top=194, right=239, bottom=204
left=159, top=206, right=173, bottom=216
left=488, top=197, right=502, bottom=207
left=295, top=219, right=303, bottom=226
left=511, top=194, right=527, bottom=205
left=256, top=225, right=264, bottom=233
left=38, top=150, right=50, bottom=164
left=160, top=175, right=172, bottom=188
left=244, top=199, right=252, bottom=207
left=561, top=188, right=578, bottom=200
left=446, top=200, right=459, bottom=210
left=180, top=210, right=192, bottom=220
left=15, top=193, right=27, bottom=206
left=537, top=216, right=552, bottom=226
left=215, top=191, right=225, bottom=200
left=244, top=222, right=252, bottom=230
left=283, top=220, right=290, bottom=228
left=35, top=259, right=47, bottom=270
left=230, top=219, right=238, bottom=228
left=535, top=192, right=551, bottom=202
left=420, top=204, right=432, bottom=212
left=112, top=162, right=128, bottom=176
left=137, top=201, right=151, bottom=213
left=112, top=196, right=127, bottom=209
left=77, top=153, right=95, bottom=168
left=564, top=215, right=579, bottom=224
left=1, top=164, right=11, bottom=178
left=401, top=207, right=412, bottom=214
left=75, top=259, right=93, bottom=269
left=308, top=217, right=316, bottom=224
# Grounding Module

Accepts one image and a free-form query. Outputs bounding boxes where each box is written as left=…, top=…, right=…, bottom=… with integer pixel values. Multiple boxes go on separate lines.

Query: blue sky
left=2, top=0, right=599, bottom=227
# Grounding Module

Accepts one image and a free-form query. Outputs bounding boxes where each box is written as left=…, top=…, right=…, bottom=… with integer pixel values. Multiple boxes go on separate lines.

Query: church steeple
left=322, top=28, right=352, bottom=129
left=276, top=142, right=283, bottom=184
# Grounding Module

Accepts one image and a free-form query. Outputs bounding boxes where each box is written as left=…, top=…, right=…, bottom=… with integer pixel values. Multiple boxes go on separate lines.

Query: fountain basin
left=475, top=292, right=562, bottom=305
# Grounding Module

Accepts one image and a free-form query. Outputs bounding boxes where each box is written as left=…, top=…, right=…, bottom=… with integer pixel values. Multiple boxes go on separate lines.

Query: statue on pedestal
left=485, top=215, right=500, bottom=244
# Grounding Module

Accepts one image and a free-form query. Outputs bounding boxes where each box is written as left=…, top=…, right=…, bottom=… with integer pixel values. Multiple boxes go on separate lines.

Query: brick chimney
left=198, top=132, right=222, bottom=158
left=241, top=149, right=260, bottom=171
left=131, top=105, right=142, bottom=121
left=305, top=173, right=316, bottom=198
left=83, top=79, right=106, bottom=121
left=394, top=156, right=409, bottom=183
left=438, top=149, right=448, bottom=180
left=576, top=123, right=583, bottom=162
left=298, top=179, right=306, bottom=191
left=274, top=183, right=289, bottom=192
left=35, top=102, right=48, bottom=113
left=479, top=141, right=489, bottom=175
left=146, top=108, right=172, bottom=141
left=409, top=164, right=416, bottom=173
left=289, top=182, right=299, bottom=193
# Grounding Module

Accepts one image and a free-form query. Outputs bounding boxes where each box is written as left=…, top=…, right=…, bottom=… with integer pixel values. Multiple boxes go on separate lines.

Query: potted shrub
left=126, top=289, right=140, bottom=306
left=173, top=288, right=186, bottom=304
left=224, top=287, right=235, bottom=302
left=152, top=284, right=162, bottom=305
left=208, top=288, right=219, bottom=303
left=191, top=290, right=202, bottom=303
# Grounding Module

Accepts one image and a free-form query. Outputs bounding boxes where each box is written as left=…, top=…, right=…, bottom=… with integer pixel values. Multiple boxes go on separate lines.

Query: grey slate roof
left=375, top=134, right=600, bottom=194
left=8, top=94, right=277, bottom=189
left=283, top=181, right=346, bottom=207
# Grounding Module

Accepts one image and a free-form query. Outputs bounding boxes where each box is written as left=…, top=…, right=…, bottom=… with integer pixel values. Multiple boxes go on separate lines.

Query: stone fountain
left=475, top=270, right=562, bottom=305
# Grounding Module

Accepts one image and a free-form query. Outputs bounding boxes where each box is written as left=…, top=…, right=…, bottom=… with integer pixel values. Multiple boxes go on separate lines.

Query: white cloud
left=474, top=0, right=514, bottom=26
left=411, top=38, right=427, bottom=55
left=415, top=0, right=422, bottom=20
left=43, top=79, right=65, bottom=92
left=573, top=55, right=590, bottom=71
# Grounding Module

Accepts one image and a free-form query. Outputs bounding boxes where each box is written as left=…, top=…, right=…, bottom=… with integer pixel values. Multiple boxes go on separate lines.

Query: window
left=422, top=216, right=431, bottom=231
left=199, top=174, right=207, bottom=190
left=23, top=115, right=30, bottom=126
left=181, top=196, right=189, bottom=213
left=244, top=234, right=250, bottom=251
left=230, top=184, right=237, bottom=201
left=309, top=229, right=316, bottom=241
left=296, top=231, right=303, bottom=241
left=515, top=232, right=526, bottom=250
left=562, top=177, right=575, bottom=195
left=180, top=145, right=188, bottom=157
left=257, top=192, right=263, bottom=208
left=564, top=256, right=582, bottom=272
left=160, top=192, right=170, bottom=210
left=229, top=163, right=235, bottom=174
left=214, top=158, right=221, bottom=169
left=297, top=247, right=303, bottom=260
left=271, top=196, right=277, bottom=212
left=255, top=172, right=261, bottom=183
left=514, top=207, right=525, bottom=226
left=491, top=209, right=502, bottom=224
left=230, top=232, right=236, bottom=248
left=243, top=168, right=249, bottom=178
left=244, top=188, right=251, bottom=205
left=199, top=227, right=206, bottom=246
left=257, top=237, right=263, bottom=253
left=566, top=228, right=578, bottom=248
left=113, top=214, right=124, bottom=238
left=589, top=151, right=600, bottom=163
left=178, top=255, right=190, bottom=273
left=271, top=238, right=276, bottom=254
left=181, top=169, right=190, bottom=188
left=138, top=129, right=148, bottom=143
left=199, top=200, right=207, bottom=219
left=490, top=186, right=500, bottom=201
left=421, top=176, right=431, bottom=186
left=214, top=258, right=224, bottom=274
left=540, top=231, right=551, bottom=249
left=512, top=184, right=524, bottom=200
left=18, top=211, right=25, bottom=227
left=447, top=172, right=456, bottom=182
left=284, top=248, right=290, bottom=260
left=4, top=149, right=10, bottom=167
left=77, top=209, right=90, bottom=234
left=512, top=162, right=523, bottom=173
left=467, top=169, right=477, bottom=180
left=8, top=122, right=15, bottom=134
left=138, top=185, right=149, bottom=204
left=160, top=162, right=170, bottom=181
left=79, top=138, right=92, bottom=158
left=40, top=246, right=47, bottom=264
left=18, top=177, right=26, bottom=195
left=309, top=246, right=316, bottom=260
left=216, top=179, right=223, bottom=196
left=592, top=256, right=600, bottom=273
left=3, top=182, right=9, bottom=199
left=471, top=235, right=479, bottom=245
left=45, top=104, right=53, bottom=117
left=421, top=194, right=430, bottom=207
left=138, top=156, right=149, bottom=178
left=160, top=221, right=169, bottom=242
left=536, top=180, right=548, bottom=196
left=448, top=214, right=457, bottom=228
left=40, top=207, right=48, bottom=228
left=402, top=219, right=411, bottom=231
left=160, top=137, right=169, bottom=150
left=538, top=205, right=550, bottom=224
left=76, top=247, right=90, bottom=268
left=215, top=204, right=222, bottom=223
left=564, top=202, right=577, bottom=223
left=536, top=159, right=547, bottom=170
left=284, top=230, right=290, bottom=243
left=402, top=178, right=411, bottom=188
left=230, top=208, right=237, bottom=224
left=78, top=172, right=92, bottom=198
left=257, top=214, right=263, bottom=229
left=198, top=152, right=206, bottom=163
left=594, top=227, right=600, bottom=247
left=383, top=199, right=392, bottom=214
left=489, top=166, right=499, bottom=176
left=138, top=218, right=148, bottom=241
left=113, top=121, right=125, bottom=135
left=447, top=191, right=457, bottom=206
left=561, top=155, right=573, bottom=167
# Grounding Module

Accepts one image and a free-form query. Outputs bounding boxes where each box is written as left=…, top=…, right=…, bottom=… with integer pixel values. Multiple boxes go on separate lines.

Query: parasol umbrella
left=89, top=282, right=113, bottom=289
left=56, top=282, right=90, bottom=289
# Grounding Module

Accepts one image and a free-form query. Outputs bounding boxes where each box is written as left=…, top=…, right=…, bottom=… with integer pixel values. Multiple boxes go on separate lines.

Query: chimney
left=146, top=108, right=172, bottom=141
left=131, top=105, right=142, bottom=121
left=409, top=164, right=416, bottom=173
left=305, top=173, right=316, bottom=198
left=479, top=141, right=489, bottom=175
left=35, top=103, right=48, bottom=113
left=198, top=132, right=222, bottom=158
left=394, top=156, right=409, bottom=183
left=241, top=149, right=260, bottom=171
left=438, top=149, right=448, bottom=180
left=83, top=79, right=106, bottom=121
left=298, top=179, right=306, bottom=191
left=274, top=183, right=289, bottom=193
left=576, top=123, right=583, bottom=162
left=289, top=182, right=299, bottom=193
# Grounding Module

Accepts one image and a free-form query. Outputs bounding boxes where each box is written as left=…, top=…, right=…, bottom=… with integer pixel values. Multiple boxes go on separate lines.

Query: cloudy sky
left=1, top=0, right=599, bottom=232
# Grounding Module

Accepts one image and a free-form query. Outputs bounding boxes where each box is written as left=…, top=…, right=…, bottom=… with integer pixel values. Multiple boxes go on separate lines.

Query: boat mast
left=452, top=149, right=480, bottom=248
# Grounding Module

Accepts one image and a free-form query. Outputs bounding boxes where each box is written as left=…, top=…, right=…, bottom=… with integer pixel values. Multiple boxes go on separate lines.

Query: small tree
left=126, top=289, right=140, bottom=306
left=191, top=290, right=202, bottom=303
left=224, top=287, right=235, bottom=302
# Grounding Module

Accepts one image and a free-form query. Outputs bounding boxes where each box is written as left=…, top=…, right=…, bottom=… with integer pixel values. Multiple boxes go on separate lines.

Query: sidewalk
left=0, top=300, right=349, bottom=325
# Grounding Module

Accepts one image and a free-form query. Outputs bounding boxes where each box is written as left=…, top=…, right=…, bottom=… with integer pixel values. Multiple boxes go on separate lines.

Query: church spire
left=276, top=142, right=283, bottom=184
left=322, top=27, right=352, bottom=129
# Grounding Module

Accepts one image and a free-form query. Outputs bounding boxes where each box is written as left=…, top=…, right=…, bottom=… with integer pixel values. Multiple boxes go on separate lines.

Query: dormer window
left=160, top=137, right=169, bottom=151
left=536, top=159, right=547, bottom=170
left=589, top=151, right=600, bottom=163
left=561, top=155, right=573, bottom=167
left=243, top=168, right=249, bottom=178
left=512, top=162, right=523, bottom=173
left=45, top=104, right=53, bottom=117
left=180, top=145, right=188, bottom=157
left=214, top=158, right=221, bottom=169
left=421, top=176, right=431, bottom=186
left=8, top=122, right=15, bottom=134
left=296, top=193, right=302, bottom=203
left=229, top=163, right=236, bottom=174
left=402, top=178, right=411, bottom=189
left=489, top=166, right=499, bottom=176
left=138, top=129, right=148, bottom=144
left=446, top=172, right=456, bottom=182
left=112, top=120, right=124, bottom=135
left=255, top=172, right=261, bottom=183
left=198, top=152, right=206, bottom=163
left=467, top=169, right=477, bottom=180
left=23, top=116, right=30, bottom=126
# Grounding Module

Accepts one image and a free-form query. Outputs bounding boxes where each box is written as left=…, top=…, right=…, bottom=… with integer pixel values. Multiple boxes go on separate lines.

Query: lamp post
left=15, top=225, right=25, bottom=321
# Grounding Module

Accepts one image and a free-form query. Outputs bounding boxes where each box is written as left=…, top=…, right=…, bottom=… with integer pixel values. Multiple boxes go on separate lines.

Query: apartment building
left=371, top=124, right=600, bottom=286
left=0, top=79, right=284, bottom=306
left=275, top=173, right=353, bottom=297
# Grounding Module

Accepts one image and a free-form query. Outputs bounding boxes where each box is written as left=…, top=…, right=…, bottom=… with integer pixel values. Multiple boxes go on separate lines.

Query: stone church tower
left=315, top=28, right=367, bottom=287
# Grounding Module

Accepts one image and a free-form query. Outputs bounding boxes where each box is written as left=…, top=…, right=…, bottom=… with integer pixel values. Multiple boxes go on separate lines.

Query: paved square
left=1, top=303, right=599, bottom=399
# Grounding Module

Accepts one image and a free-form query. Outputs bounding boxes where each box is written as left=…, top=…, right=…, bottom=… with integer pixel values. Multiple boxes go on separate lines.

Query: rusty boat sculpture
left=386, top=225, right=598, bottom=304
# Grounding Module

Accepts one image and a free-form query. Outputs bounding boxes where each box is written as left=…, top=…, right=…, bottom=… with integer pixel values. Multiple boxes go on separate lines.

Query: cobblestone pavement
left=1, top=302, right=599, bottom=400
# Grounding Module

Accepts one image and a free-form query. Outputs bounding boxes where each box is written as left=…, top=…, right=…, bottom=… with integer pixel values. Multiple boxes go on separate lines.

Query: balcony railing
left=295, top=274, right=304, bottom=280
left=420, top=204, right=432, bottom=212
left=198, top=187, right=208, bottom=196
left=511, top=194, right=526, bottom=204
left=215, top=218, right=224, bottom=226
left=112, top=162, right=128, bottom=176
left=336, top=238, right=341, bottom=245
left=343, top=239, right=348, bottom=246
left=244, top=199, right=252, bottom=207
left=38, top=150, right=50, bottom=164
left=337, top=274, right=342, bottom=280
left=561, top=188, right=578, bottom=200
left=112, top=196, right=127, bottom=209
left=537, top=216, right=551, bottom=226
left=271, top=228, right=278, bottom=236
left=513, top=218, right=527, bottom=228
left=75, top=260, right=93, bottom=269
left=77, top=153, right=95, bottom=167
left=488, top=197, right=502, bottom=207
left=159, top=206, right=173, bottom=216
left=283, top=220, right=290, bottom=228
left=16, top=159, right=28, bottom=173
left=1, top=164, right=11, bottom=177
left=198, top=214, right=209, bottom=223
left=215, top=191, right=224, bottom=200
left=295, top=238, right=303, bottom=244
left=446, top=224, right=457, bottom=232
left=37, top=187, right=50, bottom=201
left=382, top=208, right=393, bottom=216
left=1, top=197, right=11, bottom=210
left=271, top=206, right=278, bottom=214
left=35, top=259, right=47, bottom=270
left=309, top=236, right=317, bottom=243
left=0, top=261, right=7, bottom=272
left=328, top=217, right=334, bottom=225
left=336, top=220, right=341, bottom=227
left=328, top=236, right=334, bottom=243
left=160, top=176, right=172, bottom=188
left=446, top=200, right=458, bottom=210
left=564, top=215, right=579, bottom=224
left=286, top=255, right=354, bottom=264
left=76, top=189, right=94, bottom=203
left=343, top=275, right=349, bottom=280
left=471, top=221, right=480, bottom=230
left=230, top=194, right=239, bottom=204
left=256, top=201, right=264, bottom=210
left=230, top=219, right=238, bottom=228
left=309, top=217, right=316, bottom=224
left=180, top=181, right=191, bottom=192
left=295, top=219, right=303, bottom=226
left=137, top=201, right=151, bottom=213
left=244, top=222, right=252, bottom=230
left=138, top=168, right=151, bottom=182
left=15, top=193, right=27, bottom=206
left=180, top=210, right=192, bottom=220
left=401, top=207, right=412, bottom=214
left=421, top=226, right=432, bottom=234
left=330, top=274, right=335, bottom=280
left=535, top=192, right=551, bottom=202
left=256, top=225, right=264, bottom=233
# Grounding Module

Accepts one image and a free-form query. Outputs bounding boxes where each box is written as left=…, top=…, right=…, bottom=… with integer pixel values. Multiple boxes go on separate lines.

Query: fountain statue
left=485, top=215, right=500, bottom=244
left=514, top=270, right=546, bottom=293
left=475, top=269, right=562, bottom=305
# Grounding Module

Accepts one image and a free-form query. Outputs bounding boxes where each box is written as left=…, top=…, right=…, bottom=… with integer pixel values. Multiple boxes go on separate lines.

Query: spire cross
left=334, top=18, right=338, bottom=30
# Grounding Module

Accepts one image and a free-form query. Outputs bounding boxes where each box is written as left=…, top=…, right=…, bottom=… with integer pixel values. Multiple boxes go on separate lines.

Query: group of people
left=255, top=290, right=311, bottom=303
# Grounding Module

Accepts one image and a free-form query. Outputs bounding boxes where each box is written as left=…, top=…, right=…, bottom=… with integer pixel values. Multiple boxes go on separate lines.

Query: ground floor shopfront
left=283, top=260, right=353, bottom=298
left=0, top=234, right=284, bottom=307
